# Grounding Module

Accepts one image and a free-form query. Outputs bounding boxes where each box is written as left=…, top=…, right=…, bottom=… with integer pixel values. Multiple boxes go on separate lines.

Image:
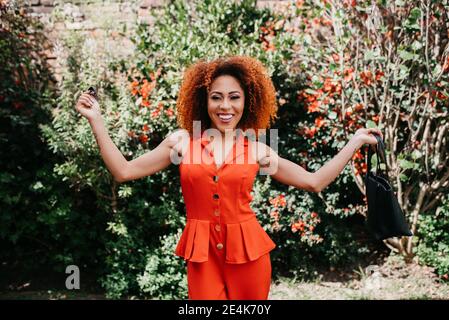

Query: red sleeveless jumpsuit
left=174, top=131, right=276, bottom=300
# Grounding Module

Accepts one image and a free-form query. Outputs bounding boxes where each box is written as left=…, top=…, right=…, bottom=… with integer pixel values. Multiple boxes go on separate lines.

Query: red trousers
left=187, top=240, right=272, bottom=300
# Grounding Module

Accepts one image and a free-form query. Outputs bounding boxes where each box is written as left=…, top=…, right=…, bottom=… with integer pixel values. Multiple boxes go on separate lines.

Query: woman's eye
left=211, top=96, right=220, bottom=100
left=231, top=96, right=240, bottom=100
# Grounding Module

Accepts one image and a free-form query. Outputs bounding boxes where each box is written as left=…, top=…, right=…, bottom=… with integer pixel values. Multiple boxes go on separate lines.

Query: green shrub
left=137, top=231, right=188, bottom=300
left=285, top=0, right=449, bottom=259
left=415, top=197, right=449, bottom=280
left=0, top=0, right=96, bottom=273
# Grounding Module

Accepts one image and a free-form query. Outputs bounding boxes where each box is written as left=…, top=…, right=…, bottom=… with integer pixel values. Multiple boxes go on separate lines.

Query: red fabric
left=175, top=131, right=276, bottom=264
left=187, top=242, right=272, bottom=300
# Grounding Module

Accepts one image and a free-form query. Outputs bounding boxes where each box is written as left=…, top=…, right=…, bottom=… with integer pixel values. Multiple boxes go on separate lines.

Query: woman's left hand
left=352, top=127, right=383, bottom=147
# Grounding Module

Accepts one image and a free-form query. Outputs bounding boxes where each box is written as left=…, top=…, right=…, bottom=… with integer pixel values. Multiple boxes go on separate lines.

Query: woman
left=75, top=55, right=382, bottom=300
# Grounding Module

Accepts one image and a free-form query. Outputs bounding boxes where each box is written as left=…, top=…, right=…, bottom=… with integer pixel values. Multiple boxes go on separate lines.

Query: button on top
left=216, top=243, right=223, bottom=250
left=215, top=225, right=221, bottom=232
left=214, top=210, right=220, bottom=216
left=213, top=194, right=219, bottom=200
left=213, top=175, right=219, bottom=183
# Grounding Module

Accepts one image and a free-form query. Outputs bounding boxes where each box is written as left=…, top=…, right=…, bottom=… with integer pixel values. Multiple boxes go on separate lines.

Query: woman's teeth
left=218, top=114, right=233, bottom=122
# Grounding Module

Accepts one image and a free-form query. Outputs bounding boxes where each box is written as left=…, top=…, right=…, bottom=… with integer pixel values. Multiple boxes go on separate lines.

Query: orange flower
left=151, top=102, right=164, bottom=119
left=352, top=149, right=364, bottom=160
left=375, top=70, right=385, bottom=81
left=295, top=0, right=304, bottom=7
left=345, top=109, right=353, bottom=119
left=270, top=194, right=286, bottom=207
left=354, top=103, right=364, bottom=111
left=291, top=221, right=305, bottom=233
left=361, top=162, right=367, bottom=173
left=343, top=0, right=357, bottom=7
left=263, top=41, right=276, bottom=52
left=141, top=99, right=151, bottom=108
left=151, top=109, right=161, bottom=118
left=305, top=126, right=317, bottom=138
left=307, top=101, right=321, bottom=113
left=335, top=82, right=342, bottom=95
left=360, top=70, right=373, bottom=86
left=130, top=80, right=140, bottom=96
left=139, top=134, right=148, bottom=143
left=436, top=91, right=448, bottom=100
left=321, top=18, right=332, bottom=26
left=165, top=108, right=175, bottom=117
left=141, top=79, right=156, bottom=99
left=314, top=116, right=326, bottom=128
left=142, top=124, right=149, bottom=132
left=344, top=68, right=354, bottom=82
left=311, top=212, right=318, bottom=218
left=323, top=78, right=334, bottom=93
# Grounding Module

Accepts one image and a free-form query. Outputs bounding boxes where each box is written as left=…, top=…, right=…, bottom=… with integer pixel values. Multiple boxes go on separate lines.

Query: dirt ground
left=269, top=256, right=449, bottom=300
left=1, top=256, right=448, bottom=300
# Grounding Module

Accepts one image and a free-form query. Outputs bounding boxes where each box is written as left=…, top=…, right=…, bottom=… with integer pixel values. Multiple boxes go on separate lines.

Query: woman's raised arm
left=254, top=128, right=382, bottom=192
left=75, top=92, right=188, bottom=183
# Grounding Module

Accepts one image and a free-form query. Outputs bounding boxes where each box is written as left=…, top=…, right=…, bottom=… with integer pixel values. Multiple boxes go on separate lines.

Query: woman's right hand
left=75, top=92, right=102, bottom=122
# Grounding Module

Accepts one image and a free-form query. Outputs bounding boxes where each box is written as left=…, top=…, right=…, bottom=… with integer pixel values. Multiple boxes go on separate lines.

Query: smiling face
left=207, top=75, right=245, bottom=133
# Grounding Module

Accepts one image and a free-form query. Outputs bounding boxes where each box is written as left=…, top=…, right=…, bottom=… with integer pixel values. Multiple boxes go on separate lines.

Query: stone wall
left=23, top=0, right=291, bottom=82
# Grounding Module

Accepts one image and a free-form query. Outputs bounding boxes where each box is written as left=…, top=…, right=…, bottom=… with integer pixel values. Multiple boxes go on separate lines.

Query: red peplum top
left=174, top=130, right=276, bottom=264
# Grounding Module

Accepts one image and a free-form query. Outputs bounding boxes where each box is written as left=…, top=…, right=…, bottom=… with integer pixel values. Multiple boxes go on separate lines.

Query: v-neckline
left=202, top=131, right=243, bottom=171
left=209, top=137, right=238, bottom=171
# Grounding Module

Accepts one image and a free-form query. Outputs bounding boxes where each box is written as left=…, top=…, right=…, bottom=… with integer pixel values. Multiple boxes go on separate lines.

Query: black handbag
left=365, top=134, right=413, bottom=240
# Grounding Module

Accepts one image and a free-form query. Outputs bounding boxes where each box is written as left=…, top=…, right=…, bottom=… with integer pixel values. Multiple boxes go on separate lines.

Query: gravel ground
left=269, top=256, right=449, bottom=300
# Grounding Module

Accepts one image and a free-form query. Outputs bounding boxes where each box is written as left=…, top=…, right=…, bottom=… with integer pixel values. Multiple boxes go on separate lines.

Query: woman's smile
left=217, top=113, right=234, bottom=123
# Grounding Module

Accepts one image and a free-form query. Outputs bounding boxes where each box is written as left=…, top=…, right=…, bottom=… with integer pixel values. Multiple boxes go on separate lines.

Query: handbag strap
left=367, top=134, right=389, bottom=177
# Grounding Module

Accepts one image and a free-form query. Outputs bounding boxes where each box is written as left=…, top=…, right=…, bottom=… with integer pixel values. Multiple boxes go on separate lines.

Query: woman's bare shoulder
left=249, top=139, right=278, bottom=162
left=165, top=128, right=191, bottom=147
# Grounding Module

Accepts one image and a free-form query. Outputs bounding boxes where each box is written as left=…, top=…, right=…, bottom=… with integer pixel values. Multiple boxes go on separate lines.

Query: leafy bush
left=415, top=197, right=449, bottom=281
left=0, top=2, right=53, bottom=251
left=284, top=0, right=449, bottom=259
left=137, top=231, right=188, bottom=300
left=0, top=0, right=93, bottom=273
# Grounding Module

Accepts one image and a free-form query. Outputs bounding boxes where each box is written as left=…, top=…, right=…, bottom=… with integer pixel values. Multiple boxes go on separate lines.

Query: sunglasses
left=87, top=87, right=98, bottom=99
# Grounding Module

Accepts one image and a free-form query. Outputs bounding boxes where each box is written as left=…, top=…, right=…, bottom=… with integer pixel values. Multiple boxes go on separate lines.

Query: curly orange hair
left=176, top=55, right=278, bottom=136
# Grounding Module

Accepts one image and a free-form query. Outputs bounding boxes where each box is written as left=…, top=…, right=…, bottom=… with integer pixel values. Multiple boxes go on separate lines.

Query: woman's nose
left=220, top=98, right=232, bottom=110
